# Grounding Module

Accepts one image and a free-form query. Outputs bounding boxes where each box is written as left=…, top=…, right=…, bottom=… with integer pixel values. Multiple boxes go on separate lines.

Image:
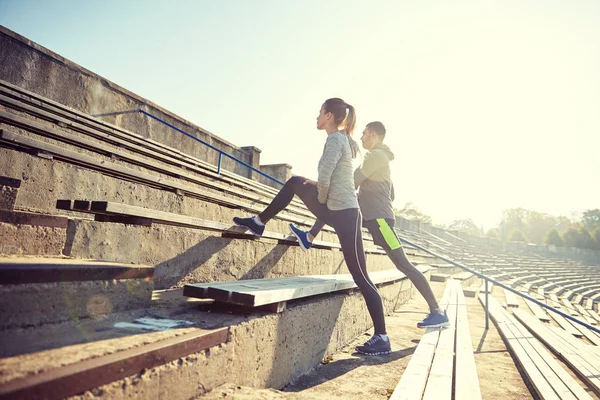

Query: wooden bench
left=55, top=200, right=391, bottom=255
left=183, top=268, right=428, bottom=311
left=390, top=279, right=481, bottom=399
left=480, top=294, right=593, bottom=399
left=513, top=308, right=600, bottom=397
left=430, top=273, right=451, bottom=282
left=524, top=299, right=550, bottom=322
left=504, top=288, right=519, bottom=308
left=0, top=326, right=228, bottom=400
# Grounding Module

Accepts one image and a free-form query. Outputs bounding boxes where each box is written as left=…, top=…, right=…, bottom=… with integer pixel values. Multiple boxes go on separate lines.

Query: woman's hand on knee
left=303, top=179, right=317, bottom=186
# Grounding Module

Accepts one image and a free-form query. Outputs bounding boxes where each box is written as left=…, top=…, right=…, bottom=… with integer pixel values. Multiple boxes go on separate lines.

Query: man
left=290, top=121, right=449, bottom=354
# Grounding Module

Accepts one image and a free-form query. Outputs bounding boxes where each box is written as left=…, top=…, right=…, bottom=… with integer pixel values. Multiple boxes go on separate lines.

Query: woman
left=233, top=98, right=391, bottom=355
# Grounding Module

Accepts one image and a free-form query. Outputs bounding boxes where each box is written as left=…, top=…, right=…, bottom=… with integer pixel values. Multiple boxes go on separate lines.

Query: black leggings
left=259, top=176, right=386, bottom=335
left=365, top=218, right=440, bottom=311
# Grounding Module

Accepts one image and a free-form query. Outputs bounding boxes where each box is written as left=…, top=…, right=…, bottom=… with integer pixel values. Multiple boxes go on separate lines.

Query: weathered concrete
left=66, top=220, right=400, bottom=290
left=0, top=143, right=342, bottom=244
left=0, top=223, right=66, bottom=255
left=259, top=164, right=293, bottom=188
left=0, top=27, right=261, bottom=179
left=0, top=185, right=18, bottom=210
left=63, top=278, right=417, bottom=399
left=0, top=278, right=153, bottom=329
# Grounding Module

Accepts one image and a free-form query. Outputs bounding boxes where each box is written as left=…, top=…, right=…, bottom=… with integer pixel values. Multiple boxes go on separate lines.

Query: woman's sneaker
left=233, top=216, right=265, bottom=236
left=356, top=334, right=391, bottom=356
left=289, top=224, right=313, bottom=251
left=417, top=310, right=450, bottom=328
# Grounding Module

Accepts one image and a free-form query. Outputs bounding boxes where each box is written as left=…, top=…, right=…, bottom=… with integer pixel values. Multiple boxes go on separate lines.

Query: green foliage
left=578, top=227, right=595, bottom=249
left=593, top=228, right=600, bottom=250
left=582, top=209, right=600, bottom=232
left=508, top=229, right=528, bottom=242
left=544, top=229, right=563, bottom=246
left=394, top=202, right=432, bottom=224
left=486, top=228, right=499, bottom=240
left=562, top=227, right=580, bottom=248
left=448, top=219, right=483, bottom=236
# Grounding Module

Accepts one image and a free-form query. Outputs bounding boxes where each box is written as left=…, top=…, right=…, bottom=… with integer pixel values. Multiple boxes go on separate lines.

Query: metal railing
left=399, top=236, right=600, bottom=334
left=92, top=109, right=284, bottom=185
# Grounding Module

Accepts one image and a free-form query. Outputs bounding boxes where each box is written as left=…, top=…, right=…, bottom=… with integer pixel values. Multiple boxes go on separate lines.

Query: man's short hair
left=366, top=121, right=386, bottom=137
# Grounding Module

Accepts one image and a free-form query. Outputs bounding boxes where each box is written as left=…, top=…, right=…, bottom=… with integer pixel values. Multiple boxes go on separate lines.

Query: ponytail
left=342, top=104, right=356, bottom=135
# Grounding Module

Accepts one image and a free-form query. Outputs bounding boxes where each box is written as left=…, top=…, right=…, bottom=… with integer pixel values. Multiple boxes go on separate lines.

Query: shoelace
left=365, top=335, right=381, bottom=346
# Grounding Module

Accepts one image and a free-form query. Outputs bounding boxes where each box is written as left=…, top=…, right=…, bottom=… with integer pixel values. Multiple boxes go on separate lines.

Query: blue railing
left=399, top=236, right=600, bottom=334
left=92, top=109, right=284, bottom=186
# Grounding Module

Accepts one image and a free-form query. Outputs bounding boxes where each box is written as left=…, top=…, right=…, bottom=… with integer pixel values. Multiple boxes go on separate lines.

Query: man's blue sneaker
left=417, top=310, right=450, bottom=328
left=233, top=216, right=264, bottom=236
left=356, top=334, right=392, bottom=356
left=289, top=224, right=312, bottom=251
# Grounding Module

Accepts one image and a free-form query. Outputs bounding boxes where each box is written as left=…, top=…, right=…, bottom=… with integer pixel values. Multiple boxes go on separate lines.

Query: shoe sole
left=233, top=221, right=263, bottom=237
left=417, top=321, right=451, bottom=329
left=356, top=348, right=392, bottom=356
left=289, top=224, right=309, bottom=251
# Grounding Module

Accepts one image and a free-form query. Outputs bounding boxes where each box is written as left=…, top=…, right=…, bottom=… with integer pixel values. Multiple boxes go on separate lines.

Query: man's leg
left=366, top=219, right=439, bottom=310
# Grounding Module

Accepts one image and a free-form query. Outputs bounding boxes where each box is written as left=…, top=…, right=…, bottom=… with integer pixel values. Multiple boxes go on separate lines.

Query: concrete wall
left=0, top=26, right=261, bottom=179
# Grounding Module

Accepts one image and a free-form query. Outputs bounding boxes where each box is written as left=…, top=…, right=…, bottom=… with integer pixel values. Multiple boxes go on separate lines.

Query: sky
left=1, top=0, right=598, bottom=230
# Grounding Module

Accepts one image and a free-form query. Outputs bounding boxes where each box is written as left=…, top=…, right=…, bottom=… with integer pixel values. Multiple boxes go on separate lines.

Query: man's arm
left=354, top=150, right=389, bottom=188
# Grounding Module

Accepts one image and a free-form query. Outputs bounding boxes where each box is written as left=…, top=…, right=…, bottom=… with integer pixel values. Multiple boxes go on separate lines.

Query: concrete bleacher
left=3, top=25, right=600, bottom=399
left=390, top=280, right=481, bottom=399
left=0, top=75, right=443, bottom=398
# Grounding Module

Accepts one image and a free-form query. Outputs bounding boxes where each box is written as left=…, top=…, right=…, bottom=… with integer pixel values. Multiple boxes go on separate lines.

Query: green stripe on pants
left=376, top=218, right=402, bottom=250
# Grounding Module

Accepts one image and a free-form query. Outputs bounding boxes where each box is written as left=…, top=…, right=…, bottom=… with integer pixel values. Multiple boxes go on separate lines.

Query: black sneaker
left=417, top=310, right=450, bottom=328
left=233, top=216, right=265, bottom=236
left=356, top=334, right=391, bottom=356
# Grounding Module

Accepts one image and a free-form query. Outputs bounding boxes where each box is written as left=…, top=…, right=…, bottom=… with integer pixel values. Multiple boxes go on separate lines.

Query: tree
left=578, top=227, right=595, bottom=249
left=508, top=230, right=528, bottom=242
left=562, top=227, right=580, bottom=248
left=524, top=211, right=557, bottom=245
left=448, top=219, right=483, bottom=237
left=499, top=208, right=527, bottom=241
left=544, top=229, right=563, bottom=246
left=593, top=228, right=600, bottom=250
left=394, top=202, right=432, bottom=224
left=486, top=228, right=500, bottom=240
left=582, top=209, right=600, bottom=232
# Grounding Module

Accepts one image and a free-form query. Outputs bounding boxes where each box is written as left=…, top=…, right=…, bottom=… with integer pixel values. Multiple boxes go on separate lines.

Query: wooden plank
left=537, top=287, right=545, bottom=300
left=0, top=82, right=296, bottom=202
left=550, top=293, right=562, bottom=308
left=504, top=288, right=519, bottom=308
left=0, top=109, right=317, bottom=221
left=479, top=281, right=493, bottom=293
left=513, top=309, right=600, bottom=397
left=575, top=305, right=598, bottom=325
left=0, top=129, right=327, bottom=232
left=562, top=299, right=580, bottom=316
left=479, top=295, right=561, bottom=400
left=390, top=282, right=454, bottom=400
left=422, top=281, right=457, bottom=400
left=565, top=318, right=600, bottom=346
left=56, top=200, right=358, bottom=253
left=454, top=281, right=482, bottom=400
left=0, top=327, right=228, bottom=400
left=524, top=299, right=550, bottom=322
left=504, top=309, right=587, bottom=399
left=547, top=310, right=584, bottom=338
left=0, top=258, right=154, bottom=284
left=94, top=214, right=152, bottom=226
left=184, top=268, right=420, bottom=307
left=431, top=273, right=450, bottom=282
